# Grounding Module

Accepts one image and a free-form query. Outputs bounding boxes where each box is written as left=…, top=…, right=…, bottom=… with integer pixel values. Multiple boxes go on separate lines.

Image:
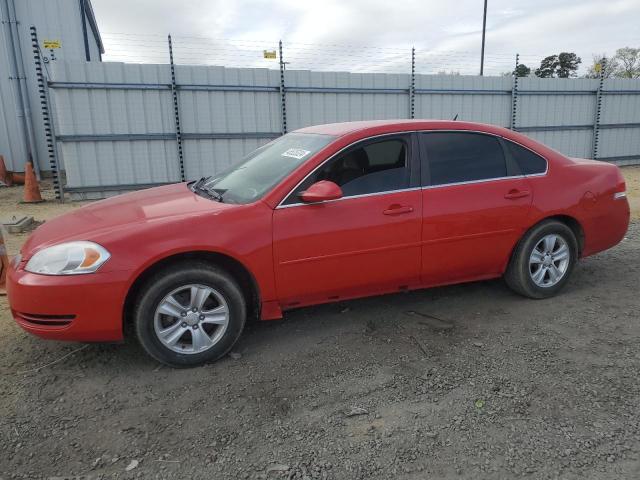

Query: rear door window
left=420, top=132, right=508, bottom=186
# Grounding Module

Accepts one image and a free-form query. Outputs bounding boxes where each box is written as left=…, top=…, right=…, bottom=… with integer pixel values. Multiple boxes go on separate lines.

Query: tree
left=585, top=54, right=619, bottom=78
left=535, top=52, right=581, bottom=78
left=514, top=64, right=531, bottom=77
left=614, top=47, right=640, bottom=78
left=556, top=52, right=581, bottom=78
left=535, top=55, right=558, bottom=78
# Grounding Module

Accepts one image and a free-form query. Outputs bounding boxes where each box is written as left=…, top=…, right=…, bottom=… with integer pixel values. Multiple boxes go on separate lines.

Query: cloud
left=92, top=0, right=640, bottom=75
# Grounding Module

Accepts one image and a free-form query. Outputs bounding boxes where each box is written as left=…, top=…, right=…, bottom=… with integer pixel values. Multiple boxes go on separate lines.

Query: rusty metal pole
left=279, top=40, right=287, bottom=135
left=30, top=25, right=63, bottom=201
left=168, top=34, right=185, bottom=181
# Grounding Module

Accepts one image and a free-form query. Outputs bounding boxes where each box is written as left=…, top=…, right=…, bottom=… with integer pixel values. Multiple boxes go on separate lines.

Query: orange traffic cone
left=11, top=172, right=25, bottom=185
left=22, top=161, right=44, bottom=203
left=0, top=155, right=12, bottom=186
left=0, top=227, right=8, bottom=296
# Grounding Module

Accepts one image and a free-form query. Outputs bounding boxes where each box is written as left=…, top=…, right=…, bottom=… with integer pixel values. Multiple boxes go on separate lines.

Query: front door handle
left=504, top=189, right=530, bottom=200
left=383, top=204, right=414, bottom=215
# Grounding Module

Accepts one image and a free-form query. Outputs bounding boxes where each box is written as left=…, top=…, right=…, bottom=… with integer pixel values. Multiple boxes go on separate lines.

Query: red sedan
left=8, top=120, right=630, bottom=366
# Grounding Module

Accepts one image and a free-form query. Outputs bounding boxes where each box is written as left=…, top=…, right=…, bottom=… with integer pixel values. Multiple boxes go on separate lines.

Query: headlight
left=25, top=241, right=111, bottom=275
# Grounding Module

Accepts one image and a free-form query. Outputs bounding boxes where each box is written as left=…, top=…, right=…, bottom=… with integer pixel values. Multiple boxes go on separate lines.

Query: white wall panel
left=43, top=62, right=640, bottom=197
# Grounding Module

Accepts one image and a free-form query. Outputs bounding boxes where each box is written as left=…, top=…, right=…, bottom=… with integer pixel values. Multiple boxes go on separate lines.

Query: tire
left=133, top=261, right=246, bottom=367
left=505, top=220, right=578, bottom=299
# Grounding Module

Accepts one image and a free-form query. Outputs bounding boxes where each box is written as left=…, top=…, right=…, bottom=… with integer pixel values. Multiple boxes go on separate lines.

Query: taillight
left=614, top=191, right=626, bottom=200
left=613, top=167, right=626, bottom=200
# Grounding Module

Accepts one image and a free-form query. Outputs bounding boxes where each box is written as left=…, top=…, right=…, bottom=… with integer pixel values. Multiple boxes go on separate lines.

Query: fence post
left=410, top=47, right=416, bottom=119
left=279, top=40, right=287, bottom=134
left=591, top=59, right=606, bottom=160
left=168, top=34, right=185, bottom=181
left=30, top=26, right=63, bottom=201
left=510, top=53, right=519, bottom=131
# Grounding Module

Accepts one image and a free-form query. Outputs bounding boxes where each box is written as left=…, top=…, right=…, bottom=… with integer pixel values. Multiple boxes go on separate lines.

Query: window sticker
left=281, top=148, right=311, bottom=160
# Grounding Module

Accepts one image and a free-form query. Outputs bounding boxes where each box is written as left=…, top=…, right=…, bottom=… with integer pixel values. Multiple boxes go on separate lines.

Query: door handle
left=504, top=189, right=530, bottom=200
left=383, top=205, right=414, bottom=215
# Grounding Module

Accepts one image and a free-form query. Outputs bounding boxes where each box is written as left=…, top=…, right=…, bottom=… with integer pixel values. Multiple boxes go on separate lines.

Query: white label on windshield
left=281, top=148, right=311, bottom=160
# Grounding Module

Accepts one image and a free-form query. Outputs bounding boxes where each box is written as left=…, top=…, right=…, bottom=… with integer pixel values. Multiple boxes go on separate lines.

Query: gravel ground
left=1, top=168, right=639, bottom=479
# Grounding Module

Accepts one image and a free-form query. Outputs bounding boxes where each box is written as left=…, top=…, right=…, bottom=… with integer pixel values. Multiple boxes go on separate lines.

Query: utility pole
left=480, top=0, right=488, bottom=76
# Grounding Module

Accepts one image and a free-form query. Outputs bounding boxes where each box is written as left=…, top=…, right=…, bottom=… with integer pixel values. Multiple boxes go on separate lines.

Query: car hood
left=22, top=183, right=234, bottom=256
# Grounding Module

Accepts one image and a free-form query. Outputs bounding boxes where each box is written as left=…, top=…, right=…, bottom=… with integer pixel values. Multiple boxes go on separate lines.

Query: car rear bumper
left=582, top=196, right=630, bottom=257
left=7, top=262, right=129, bottom=342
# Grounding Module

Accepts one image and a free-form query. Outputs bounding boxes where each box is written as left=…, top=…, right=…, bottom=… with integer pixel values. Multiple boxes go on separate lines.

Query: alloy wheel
left=153, top=284, right=229, bottom=354
left=528, top=234, right=570, bottom=288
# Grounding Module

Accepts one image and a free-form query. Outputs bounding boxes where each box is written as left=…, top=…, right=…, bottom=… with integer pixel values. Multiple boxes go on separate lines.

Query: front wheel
left=133, top=262, right=246, bottom=367
left=505, top=220, right=578, bottom=299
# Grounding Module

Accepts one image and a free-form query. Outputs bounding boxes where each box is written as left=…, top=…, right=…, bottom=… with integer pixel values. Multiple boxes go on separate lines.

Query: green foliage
left=556, top=52, right=582, bottom=78
left=585, top=48, right=639, bottom=79
left=535, top=53, right=581, bottom=78
left=535, top=55, right=559, bottom=78
left=614, top=47, right=640, bottom=78
left=585, top=54, right=619, bottom=78
left=514, top=64, right=531, bottom=77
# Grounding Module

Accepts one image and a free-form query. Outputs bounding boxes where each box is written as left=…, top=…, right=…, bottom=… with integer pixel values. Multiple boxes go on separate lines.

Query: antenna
left=453, top=114, right=459, bottom=121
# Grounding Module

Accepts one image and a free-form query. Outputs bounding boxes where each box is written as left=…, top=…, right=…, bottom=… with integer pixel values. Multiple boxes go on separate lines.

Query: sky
left=91, top=0, right=640, bottom=75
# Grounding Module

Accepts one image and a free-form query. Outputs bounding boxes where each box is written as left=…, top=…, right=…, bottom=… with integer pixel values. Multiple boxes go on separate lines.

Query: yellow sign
left=263, top=50, right=277, bottom=60
left=594, top=63, right=602, bottom=73
left=43, top=40, right=61, bottom=49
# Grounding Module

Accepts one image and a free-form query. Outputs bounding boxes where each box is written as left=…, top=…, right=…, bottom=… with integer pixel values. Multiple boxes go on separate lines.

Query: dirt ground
left=1, top=167, right=640, bottom=479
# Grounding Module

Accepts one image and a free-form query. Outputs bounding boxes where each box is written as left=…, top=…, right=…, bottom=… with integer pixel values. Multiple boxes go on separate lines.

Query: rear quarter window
left=504, top=141, right=547, bottom=175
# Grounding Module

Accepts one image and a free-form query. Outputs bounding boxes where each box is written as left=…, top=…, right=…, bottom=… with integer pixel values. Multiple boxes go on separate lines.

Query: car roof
left=294, top=119, right=512, bottom=137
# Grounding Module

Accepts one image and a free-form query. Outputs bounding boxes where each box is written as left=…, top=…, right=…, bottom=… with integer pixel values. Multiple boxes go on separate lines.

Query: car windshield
left=195, top=133, right=335, bottom=204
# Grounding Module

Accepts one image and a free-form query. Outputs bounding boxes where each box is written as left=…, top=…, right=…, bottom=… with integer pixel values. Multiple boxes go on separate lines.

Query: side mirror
left=299, top=180, right=343, bottom=203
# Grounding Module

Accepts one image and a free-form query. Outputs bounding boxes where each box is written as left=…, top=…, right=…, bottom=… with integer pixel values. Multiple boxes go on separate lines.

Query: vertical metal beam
left=4, top=0, right=40, bottom=177
left=591, top=58, right=606, bottom=160
left=480, top=0, right=488, bottom=76
left=510, top=53, right=519, bottom=131
left=30, top=25, right=63, bottom=201
left=279, top=40, right=287, bottom=134
left=79, top=0, right=90, bottom=61
left=168, top=34, right=185, bottom=181
left=410, top=47, right=416, bottom=119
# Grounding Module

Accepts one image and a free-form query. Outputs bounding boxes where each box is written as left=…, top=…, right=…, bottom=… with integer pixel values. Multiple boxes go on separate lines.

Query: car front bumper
left=7, top=260, right=129, bottom=342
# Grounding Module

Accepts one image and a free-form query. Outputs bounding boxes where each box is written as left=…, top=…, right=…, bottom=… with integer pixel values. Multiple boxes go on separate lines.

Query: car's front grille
left=15, top=312, right=76, bottom=327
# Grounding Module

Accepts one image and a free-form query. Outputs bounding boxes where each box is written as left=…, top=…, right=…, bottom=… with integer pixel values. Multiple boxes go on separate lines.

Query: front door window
left=283, top=138, right=410, bottom=205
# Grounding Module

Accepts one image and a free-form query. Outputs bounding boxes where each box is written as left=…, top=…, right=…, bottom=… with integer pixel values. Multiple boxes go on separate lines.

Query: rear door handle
left=504, top=189, right=530, bottom=200
left=383, top=204, right=414, bottom=215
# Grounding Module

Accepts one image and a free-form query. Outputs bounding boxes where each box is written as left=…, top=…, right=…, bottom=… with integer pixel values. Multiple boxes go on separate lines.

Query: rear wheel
left=134, top=262, right=246, bottom=367
left=505, top=220, right=578, bottom=299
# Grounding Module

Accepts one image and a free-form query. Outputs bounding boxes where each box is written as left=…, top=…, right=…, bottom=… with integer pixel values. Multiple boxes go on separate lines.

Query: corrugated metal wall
left=175, top=65, right=281, bottom=180
left=286, top=71, right=411, bottom=129
left=0, top=0, right=102, bottom=173
left=414, top=75, right=512, bottom=127
left=516, top=77, right=598, bottom=159
left=598, top=79, right=640, bottom=165
left=52, top=62, right=179, bottom=188
left=45, top=61, right=640, bottom=199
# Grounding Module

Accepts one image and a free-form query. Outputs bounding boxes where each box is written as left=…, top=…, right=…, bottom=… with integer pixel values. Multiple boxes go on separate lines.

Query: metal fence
left=36, top=33, right=640, bottom=199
